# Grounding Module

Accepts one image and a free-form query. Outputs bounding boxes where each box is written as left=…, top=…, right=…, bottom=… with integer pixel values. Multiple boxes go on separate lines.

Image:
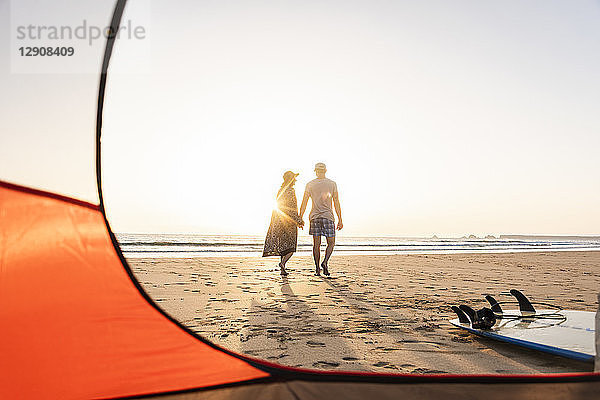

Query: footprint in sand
left=313, top=361, right=340, bottom=368
left=267, top=353, right=289, bottom=360
left=452, top=335, right=473, bottom=343
left=373, top=361, right=391, bottom=367
left=415, top=323, right=439, bottom=332
left=411, top=368, right=448, bottom=374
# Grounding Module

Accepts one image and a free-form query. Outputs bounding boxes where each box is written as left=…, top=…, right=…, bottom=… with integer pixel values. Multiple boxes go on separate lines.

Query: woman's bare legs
left=279, top=252, right=293, bottom=275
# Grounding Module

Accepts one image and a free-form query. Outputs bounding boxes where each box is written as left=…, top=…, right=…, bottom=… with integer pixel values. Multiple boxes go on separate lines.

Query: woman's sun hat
left=283, top=170, right=299, bottom=182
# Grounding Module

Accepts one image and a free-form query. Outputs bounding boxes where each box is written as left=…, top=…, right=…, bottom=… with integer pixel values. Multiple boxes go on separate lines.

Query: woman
left=263, top=170, right=304, bottom=275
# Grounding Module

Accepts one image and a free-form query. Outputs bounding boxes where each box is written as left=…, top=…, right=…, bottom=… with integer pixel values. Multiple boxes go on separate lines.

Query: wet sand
left=128, top=251, right=599, bottom=374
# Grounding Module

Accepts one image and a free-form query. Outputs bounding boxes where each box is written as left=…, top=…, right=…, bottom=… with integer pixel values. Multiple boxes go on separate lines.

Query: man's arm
left=299, top=189, right=310, bottom=222
left=333, top=191, right=343, bottom=230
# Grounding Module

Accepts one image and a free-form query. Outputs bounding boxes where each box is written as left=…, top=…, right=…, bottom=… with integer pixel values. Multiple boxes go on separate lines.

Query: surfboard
left=449, top=291, right=596, bottom=362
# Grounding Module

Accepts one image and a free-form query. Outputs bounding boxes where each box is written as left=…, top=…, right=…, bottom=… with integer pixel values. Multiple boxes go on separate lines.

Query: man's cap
left=283, top=170, right=299, bottom=182
left=314, top=162, right=327, bottom=171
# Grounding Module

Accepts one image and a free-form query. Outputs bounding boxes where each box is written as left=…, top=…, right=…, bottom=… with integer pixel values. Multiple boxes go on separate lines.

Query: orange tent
left=1, top=1, right=598, bottom=398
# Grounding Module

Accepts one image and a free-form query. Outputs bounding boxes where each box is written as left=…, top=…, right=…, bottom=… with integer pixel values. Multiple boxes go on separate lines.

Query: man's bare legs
left=322, top=236, right=335, bottom=275
left=312, top=235, right=321, bottom=275
left=312, top=235, right=335, bottom=276
left=279, top=252, right=293, bottom=275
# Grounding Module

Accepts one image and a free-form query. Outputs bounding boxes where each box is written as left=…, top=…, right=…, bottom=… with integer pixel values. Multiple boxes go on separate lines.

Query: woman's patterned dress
left=263, top=185, right=302, bottom=257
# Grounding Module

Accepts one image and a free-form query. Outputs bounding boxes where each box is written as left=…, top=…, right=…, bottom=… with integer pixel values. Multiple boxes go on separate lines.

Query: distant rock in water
left=485, top=235, right=497, bottom=240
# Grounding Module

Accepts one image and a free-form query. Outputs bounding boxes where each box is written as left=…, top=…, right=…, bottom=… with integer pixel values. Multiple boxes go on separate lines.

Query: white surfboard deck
left=450, top=309, right=596, bottom=362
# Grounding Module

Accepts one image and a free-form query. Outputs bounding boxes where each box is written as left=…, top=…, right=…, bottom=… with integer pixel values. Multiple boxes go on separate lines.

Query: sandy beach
left=128, top=251, right=599, bottom=375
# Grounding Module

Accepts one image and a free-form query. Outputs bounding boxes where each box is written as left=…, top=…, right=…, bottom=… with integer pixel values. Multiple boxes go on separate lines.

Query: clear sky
left=2, top=1, right=600, bottom=237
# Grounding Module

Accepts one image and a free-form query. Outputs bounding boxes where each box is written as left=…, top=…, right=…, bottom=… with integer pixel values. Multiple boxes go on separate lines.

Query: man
left=299, top=162, right=343, bottom=276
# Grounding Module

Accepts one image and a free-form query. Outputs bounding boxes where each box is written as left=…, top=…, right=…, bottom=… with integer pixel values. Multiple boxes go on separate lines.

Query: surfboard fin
left=485, top=295, right=503, bottom=316
left=458, top=305, right=477, bottom=324
left=458, top=305, right=496, bottom=329
left=451, top=306, right=470, bottom=324
left=510, top=289, right=535, bottom=314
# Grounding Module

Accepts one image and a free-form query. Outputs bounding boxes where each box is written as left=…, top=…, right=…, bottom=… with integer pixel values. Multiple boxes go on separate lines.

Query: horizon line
left=114, top=232, right=600, bottom=239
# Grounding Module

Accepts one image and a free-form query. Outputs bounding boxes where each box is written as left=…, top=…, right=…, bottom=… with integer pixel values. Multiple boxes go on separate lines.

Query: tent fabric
left=0, top=181, right=269, bottom=400
left=146, top=380, right=600, bottom=400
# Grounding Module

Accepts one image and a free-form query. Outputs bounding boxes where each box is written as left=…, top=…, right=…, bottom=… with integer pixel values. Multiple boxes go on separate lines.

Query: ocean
left=116, top=233, right=600, bottom=258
